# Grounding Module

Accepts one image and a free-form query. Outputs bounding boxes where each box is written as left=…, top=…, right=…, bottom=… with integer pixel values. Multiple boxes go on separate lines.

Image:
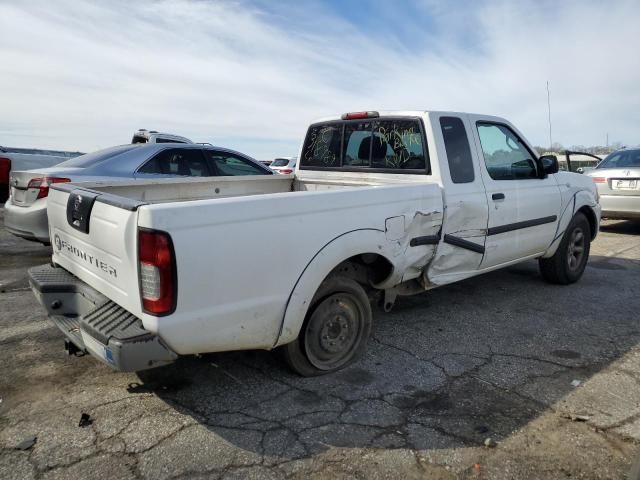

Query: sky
left=0, top=0, right=638, bottom=158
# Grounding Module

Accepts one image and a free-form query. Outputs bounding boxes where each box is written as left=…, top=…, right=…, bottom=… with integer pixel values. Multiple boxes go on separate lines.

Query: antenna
left=546, top=81, right=552, bottom=151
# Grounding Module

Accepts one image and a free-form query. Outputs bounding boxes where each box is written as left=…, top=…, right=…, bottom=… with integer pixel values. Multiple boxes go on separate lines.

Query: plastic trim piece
left=443, top=234, right=485, bottom=254
left=487, top=215, right=557, bottom=236
left=409, top=234, right=441, bottom=247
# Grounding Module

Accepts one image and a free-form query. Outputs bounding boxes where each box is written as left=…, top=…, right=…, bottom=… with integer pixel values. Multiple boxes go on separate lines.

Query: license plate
left=81, top=331, right=115, bottom=365
left=611, top=179, right=640, bottom=190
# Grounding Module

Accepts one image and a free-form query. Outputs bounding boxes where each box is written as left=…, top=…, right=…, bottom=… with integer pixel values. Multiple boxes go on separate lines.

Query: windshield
left=271, top=158, right=290, bottom=167
left=56, top=145, right=139, bottom=168
left=596, top=149, right=640, bottom=169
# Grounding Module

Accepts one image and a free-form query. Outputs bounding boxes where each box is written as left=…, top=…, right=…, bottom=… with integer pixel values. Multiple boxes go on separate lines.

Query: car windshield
left=56, top=145, right=139, bottom=168
left=271, top=158, right=290, bottom=167
left=596, top=149, right=640, bottom=169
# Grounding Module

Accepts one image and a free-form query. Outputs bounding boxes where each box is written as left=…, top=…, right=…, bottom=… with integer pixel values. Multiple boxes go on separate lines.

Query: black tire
left=283, top=275, right=372, bottom=377
left=539, top=212, right=591, bottom=285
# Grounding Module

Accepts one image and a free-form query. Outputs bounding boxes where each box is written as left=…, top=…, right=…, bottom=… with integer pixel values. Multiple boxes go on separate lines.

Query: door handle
left=492, top=193, right=505, bottom=200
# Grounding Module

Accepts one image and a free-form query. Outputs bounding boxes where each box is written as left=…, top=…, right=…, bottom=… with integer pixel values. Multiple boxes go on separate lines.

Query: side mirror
left=576, top=167, right=584, bottom=174
left=539, top=155, right=559, bottom=177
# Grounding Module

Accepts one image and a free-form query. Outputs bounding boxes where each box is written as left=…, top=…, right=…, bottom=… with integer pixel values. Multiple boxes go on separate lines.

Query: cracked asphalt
left=1, top=207, right=639, bottom=479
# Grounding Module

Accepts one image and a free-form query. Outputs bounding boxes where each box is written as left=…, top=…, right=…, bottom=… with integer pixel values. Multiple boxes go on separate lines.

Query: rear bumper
left=4, top=198, right=50, bottom=243
left=600, top=194, right=640, bottom=219
left=28, top=264, right=177, bottom=372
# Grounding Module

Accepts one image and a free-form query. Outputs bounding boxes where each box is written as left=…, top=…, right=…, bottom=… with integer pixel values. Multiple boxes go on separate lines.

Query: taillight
left=0, top=157, right=10, bottom=203
left=279, top=169, right=294, bottom=174
left=27, top=177, right=71, bottom=199
left=591, top=177, right=606, bottom=183
left=139, top=229, right=176, bottom=316
left=341, top=111, right=380, bottom=120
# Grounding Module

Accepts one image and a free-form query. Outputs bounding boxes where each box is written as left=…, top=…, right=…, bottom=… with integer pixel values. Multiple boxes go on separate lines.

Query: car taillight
left=279, top=169, right=294, bottom=174
left=0, top=157, right=10, bottom=203
left=139, top=229, right=176, bottom=316
left=27, top=177, right=71, bottom=199
left=591, top=177, right=606, bottom=183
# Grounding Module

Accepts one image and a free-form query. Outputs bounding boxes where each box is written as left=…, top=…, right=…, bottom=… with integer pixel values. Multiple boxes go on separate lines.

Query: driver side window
left=477, top=123, right=538, bottom=180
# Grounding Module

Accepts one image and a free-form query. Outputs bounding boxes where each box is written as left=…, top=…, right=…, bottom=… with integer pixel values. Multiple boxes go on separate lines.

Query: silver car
left=4, top=143, right=272, bottom=243
left=587, top=148, right=640, bottom=219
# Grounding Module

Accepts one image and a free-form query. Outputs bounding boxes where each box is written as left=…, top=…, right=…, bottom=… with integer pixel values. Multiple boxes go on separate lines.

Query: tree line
left=533, top=142, right=626, bottom=156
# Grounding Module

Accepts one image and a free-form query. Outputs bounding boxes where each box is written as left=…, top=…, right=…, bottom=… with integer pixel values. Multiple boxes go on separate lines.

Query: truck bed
left=47, top=174, right=444, bottom=355
left=70, top=170, right=439, bottom=205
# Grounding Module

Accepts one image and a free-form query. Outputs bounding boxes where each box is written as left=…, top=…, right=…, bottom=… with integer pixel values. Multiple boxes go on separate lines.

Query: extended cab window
left=155, top=138, right=186, bottom=144
left=205, top=151, right=266, bottom=176
left=440, top=116, right=474, bottom=183
left=301, top=118, right=429, bottom=173
left=477, top=123, right=538, bottom=180
left=139, top=148, right=210, bottom=176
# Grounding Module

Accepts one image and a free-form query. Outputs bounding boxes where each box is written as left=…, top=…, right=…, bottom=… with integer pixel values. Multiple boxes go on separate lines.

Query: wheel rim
left=567, top=226, right=585, bottom=271
left=303, top=293, right=364, bottom=371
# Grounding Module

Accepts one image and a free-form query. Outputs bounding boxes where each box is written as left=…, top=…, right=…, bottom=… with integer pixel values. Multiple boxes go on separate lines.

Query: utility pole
left=546, top=81, right=553, bottom=151
left=606, top=132, right=609, bottom=150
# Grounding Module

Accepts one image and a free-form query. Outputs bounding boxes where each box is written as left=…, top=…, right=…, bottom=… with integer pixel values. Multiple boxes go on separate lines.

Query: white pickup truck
left=28, top=111, right=600, bottom=376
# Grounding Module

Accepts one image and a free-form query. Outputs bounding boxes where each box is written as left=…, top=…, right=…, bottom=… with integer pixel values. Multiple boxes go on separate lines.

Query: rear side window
left=205, top=151, right=267, bottom=176
left=440, top=117, right=474, bottom=183
left=57, top=145, right=139, bottom=168
left=271, top=158, right=290, bottom=167
left=139, top=148, right=211, bottom=176
left=301, top=118, right=429, bottom=173
left=155, top=138, right=186, bottom=144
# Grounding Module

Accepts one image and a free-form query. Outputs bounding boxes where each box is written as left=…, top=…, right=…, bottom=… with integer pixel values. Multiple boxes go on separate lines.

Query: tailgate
left=47, top=185, right=144, bottom=318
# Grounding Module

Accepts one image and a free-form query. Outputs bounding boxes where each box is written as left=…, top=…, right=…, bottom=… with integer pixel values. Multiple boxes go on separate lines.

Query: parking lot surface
left=1, top=207, right=639, bottom=479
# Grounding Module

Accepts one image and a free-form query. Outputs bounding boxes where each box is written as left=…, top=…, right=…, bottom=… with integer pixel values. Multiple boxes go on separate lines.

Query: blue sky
left=0, top=0, right=638, bottom=158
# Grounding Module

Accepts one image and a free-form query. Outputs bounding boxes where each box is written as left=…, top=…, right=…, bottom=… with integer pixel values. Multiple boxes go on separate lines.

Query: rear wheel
left=539, top=212, right=591, bottom=285
left=283, top=276, right=372, bottom=377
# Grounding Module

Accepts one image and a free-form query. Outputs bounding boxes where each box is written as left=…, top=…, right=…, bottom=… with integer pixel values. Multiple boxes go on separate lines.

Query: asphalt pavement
left=1, top=208, right=639, bottom=479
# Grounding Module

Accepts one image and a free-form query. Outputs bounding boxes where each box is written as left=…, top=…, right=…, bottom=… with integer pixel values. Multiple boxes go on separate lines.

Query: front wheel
left=283, top=276, right=372, bottom=377
left=539, top=212, right=591, bottom=285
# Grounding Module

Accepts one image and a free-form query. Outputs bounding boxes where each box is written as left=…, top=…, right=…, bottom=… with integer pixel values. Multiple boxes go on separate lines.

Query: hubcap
left=304, top=293, right=363, bottom=370
left=567, top=227, right=585, bottom=271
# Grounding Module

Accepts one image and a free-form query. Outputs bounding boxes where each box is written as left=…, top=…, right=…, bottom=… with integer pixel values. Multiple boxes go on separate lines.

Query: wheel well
left=577, top=206, right=597, bottom=240
left=330, top=254, right=394, bottom=287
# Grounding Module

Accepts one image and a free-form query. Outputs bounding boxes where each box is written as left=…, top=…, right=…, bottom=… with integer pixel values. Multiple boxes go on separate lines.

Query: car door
left=426, top=114, right=489, bottom=284
left=470, top=118, right=561, bottom=268
left=135, top=147, right=211, bottom=178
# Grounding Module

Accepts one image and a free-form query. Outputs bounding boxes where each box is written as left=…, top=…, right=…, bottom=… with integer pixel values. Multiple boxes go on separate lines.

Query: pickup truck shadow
left=135, top=253, right=640, bottom=461
left=600, top=219, right=640, bottom=235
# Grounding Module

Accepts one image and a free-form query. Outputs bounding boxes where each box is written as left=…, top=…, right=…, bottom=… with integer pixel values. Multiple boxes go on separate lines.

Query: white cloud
left=0, top=0, right=638, bottom=158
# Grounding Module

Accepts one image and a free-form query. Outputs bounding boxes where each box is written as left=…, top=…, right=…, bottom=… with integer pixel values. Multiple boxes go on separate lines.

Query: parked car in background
left=0, top=146, right=83, bottom=203
left=5, top=143, right=272, bottom=243
left=0, top=130, right=192, bottom=204
left=587, top=148, right=640, bottom=219
left=131, top=129, right=193, bottom=144
left=270, top=157, right=297, bottom=174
